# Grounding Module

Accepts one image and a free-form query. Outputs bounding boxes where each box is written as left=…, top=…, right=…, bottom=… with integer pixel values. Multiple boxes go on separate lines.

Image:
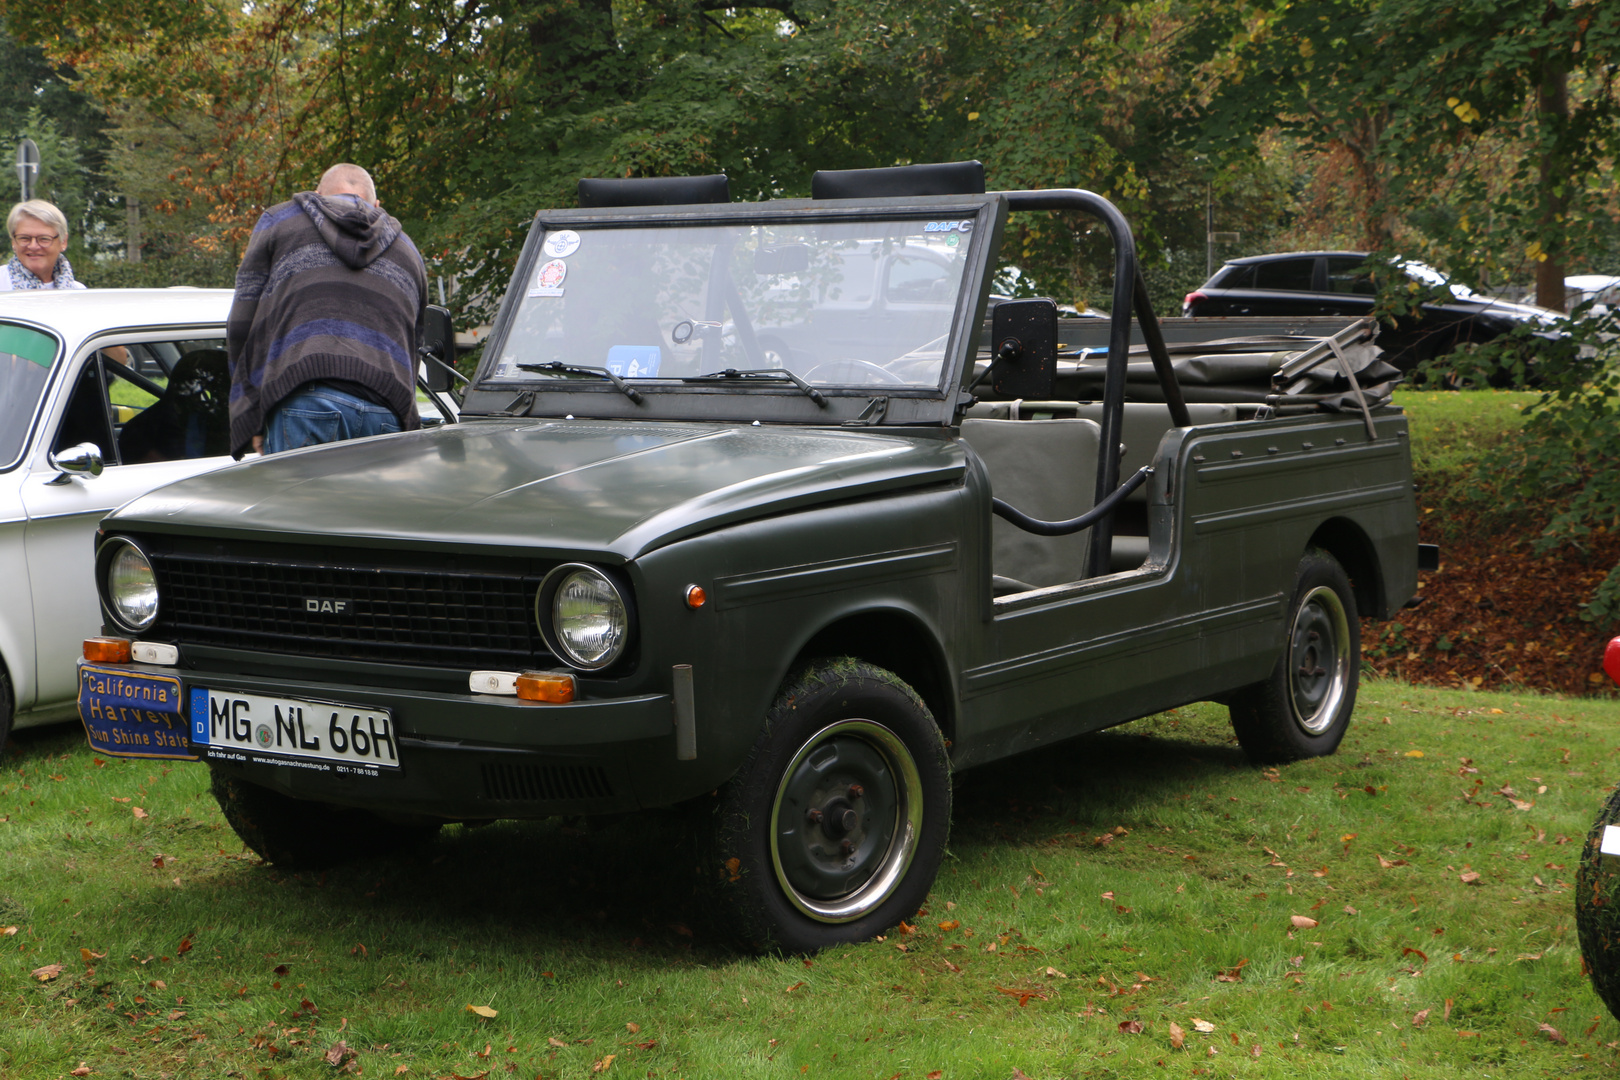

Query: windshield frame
left=463, top=194, right=1006, bottom=427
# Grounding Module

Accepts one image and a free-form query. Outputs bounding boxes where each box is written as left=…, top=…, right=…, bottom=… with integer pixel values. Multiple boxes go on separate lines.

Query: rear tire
left=1579, top=786, right=1620, bottom=1022
left=0, top=664, right=12, bottom=753
left=705, top=659, right=951, bottom=953
left=209, top=767, right=440, bottom=870
left=1228, top=548, right=1359, bottom=763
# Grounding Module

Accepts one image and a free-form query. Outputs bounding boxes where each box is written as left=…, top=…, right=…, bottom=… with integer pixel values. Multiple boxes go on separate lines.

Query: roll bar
left=996, top=189, right=1188, bottom=573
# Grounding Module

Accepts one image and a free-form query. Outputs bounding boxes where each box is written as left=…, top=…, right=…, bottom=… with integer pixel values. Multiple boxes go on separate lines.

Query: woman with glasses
left=3, top=200, right=84, bottom=290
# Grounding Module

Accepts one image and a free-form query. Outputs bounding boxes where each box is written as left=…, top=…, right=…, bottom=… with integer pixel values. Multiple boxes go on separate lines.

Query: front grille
left=151, top=550, right=550, bottom=669
left=481, top=761, right=614, bottom=802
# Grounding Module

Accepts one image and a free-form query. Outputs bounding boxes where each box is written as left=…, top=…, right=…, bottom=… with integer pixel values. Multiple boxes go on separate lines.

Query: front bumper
left=78, top=658, right=674, bottom=817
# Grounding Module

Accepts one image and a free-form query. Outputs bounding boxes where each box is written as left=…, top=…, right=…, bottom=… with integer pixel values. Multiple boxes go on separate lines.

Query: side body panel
left=949, top=409, right=1416, bottom=767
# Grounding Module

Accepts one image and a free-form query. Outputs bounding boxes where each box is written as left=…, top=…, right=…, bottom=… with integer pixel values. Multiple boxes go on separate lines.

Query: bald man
left=226, top=163, right=428, bottom=456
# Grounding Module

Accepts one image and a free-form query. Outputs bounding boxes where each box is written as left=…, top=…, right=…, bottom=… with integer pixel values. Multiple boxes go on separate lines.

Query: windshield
left=0, top=323, right=60, bottom=467
left=484, top=216, right=976, bottom=391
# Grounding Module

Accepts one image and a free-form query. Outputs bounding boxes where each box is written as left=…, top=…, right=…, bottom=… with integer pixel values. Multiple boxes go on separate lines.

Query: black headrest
left=577, top=174, right=730, bottom=208
left=811, top=161, right=986, bottom=200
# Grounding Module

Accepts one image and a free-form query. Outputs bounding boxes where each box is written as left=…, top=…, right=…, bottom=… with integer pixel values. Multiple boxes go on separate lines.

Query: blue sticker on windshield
left=605, top=346, right=662, bottom=379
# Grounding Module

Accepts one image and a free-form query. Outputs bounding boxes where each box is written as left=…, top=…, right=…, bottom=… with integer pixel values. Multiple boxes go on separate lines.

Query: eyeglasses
left=12, top=234, right=60, bottom=247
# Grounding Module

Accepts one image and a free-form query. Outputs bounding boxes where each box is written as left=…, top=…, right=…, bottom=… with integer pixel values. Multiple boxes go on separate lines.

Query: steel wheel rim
left=770, top=719, right=924, bottom=923
left=1288, top=585, right=1351, bottom=735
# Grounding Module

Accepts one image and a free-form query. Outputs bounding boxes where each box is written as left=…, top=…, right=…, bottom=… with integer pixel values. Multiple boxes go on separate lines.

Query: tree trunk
left=1533, top=14, right=1569, bottom=312
left=125, top=195, right=141, bottom=264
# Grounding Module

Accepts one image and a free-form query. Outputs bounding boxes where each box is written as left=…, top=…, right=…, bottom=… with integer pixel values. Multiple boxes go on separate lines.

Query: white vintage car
left=0, top=288, right=457, bottom=747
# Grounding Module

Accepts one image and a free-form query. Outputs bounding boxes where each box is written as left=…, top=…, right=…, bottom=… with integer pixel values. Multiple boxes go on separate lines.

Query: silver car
left=1, top=288, right=458, bottom=747
left=0, top=289, right=243, bottom=747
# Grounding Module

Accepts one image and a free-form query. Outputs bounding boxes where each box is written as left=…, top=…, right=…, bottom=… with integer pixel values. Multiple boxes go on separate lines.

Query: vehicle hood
left=107, top=419, right=965, bottom=559
left=1442, top=295, right=1566, bottom=327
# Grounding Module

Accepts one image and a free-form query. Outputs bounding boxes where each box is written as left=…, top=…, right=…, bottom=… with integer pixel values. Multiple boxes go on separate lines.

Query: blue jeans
left=264, top=383, right=400, bottom=454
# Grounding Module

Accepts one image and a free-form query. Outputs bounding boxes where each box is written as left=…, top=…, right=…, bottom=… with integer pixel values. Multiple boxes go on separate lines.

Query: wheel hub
left=1288, top=586, right=1349, bottom=734
left=770, top=719, right=924, bottom=922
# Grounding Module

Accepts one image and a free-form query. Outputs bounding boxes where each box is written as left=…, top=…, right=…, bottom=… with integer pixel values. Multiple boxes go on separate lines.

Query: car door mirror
left=47, top=442, right=104, bottom=485
left=421, top=305, right=456, bottom=392
left=989, top=298, right=1058, bottom=399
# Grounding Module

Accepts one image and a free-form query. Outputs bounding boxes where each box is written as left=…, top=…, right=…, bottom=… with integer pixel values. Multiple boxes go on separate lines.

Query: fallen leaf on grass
left=927, top=1072, right=943, bottom=1080
left=1215, top=958, right=1249, bottom=982
left=548, top=1038, right=567, bottom=1048
left=394, top=1067, right=408, bottom=1076
left=1412, top=1009, right=1430, bottom=1027
left=1169, top=1021, right=1186, bottom=1048
left=1539, top=1023, right=1566, bottom=1044
left=1119, top=1020, right=1144, bottom=1034
left=1, top=926, right=17, bottom=936
left=1191, top=1018, right=1215, bottom=1034
left=465, top=1005, right=498, bottom=1018
left=1290, top=916, right=1319, bottom=929
left=995, top=985, right=1050, bottom=1007
left=591, top=1054, right=615, bottom=1073
left=1459, top=871, right=1481, bottom=885
left=31, top=964, right=63, bottom=981
left=79, top=947, right=106, bottom=963
left=324, top=1041, right=354, bottom=1066
left=70, top=1065, right=90, bottom=1077
left=1378, top=855, right=1409, bottom=868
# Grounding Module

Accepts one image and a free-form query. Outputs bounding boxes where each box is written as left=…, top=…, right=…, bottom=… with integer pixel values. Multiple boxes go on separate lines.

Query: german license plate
left=79, top=663, right=194, bottom=761
left=189, top=688, right=400, bottom=776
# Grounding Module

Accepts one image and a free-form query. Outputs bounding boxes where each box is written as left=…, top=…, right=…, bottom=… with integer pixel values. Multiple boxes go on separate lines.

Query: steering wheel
left=802, top=358, right=908, bottom=386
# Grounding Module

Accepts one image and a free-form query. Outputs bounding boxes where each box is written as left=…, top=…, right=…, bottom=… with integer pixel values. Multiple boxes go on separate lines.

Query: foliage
left=4, top=683, right=1616, bottom=1078
left=1190, top=0, right=1620, bottom=307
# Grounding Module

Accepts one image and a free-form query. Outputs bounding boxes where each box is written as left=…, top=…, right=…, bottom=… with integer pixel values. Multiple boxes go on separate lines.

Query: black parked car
left=1184, top=251, right=1562, bottom=374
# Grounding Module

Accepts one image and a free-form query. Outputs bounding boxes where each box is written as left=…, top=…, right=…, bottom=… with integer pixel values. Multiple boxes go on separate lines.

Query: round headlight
left=102, top=538, right=159, bottom=632
left=540, top=564, right=630, bottom=670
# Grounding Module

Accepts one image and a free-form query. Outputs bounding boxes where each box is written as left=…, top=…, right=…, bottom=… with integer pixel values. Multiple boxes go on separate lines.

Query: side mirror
left=47, top=442, right=104, bottom=485
left=990, top=298, right=1058, bottom=399
left=421, top=305, right=456, bottom=392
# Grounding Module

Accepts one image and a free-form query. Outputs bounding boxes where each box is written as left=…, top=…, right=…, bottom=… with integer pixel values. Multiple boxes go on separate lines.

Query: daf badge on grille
left=306, top=599, right=350, bottom=614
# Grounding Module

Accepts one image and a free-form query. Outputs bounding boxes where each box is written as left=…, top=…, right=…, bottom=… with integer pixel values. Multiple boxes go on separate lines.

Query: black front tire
left=1578, top=787, right=1620, bottom=1021
left=706, top=659, right=951, bottom=953
left=210, top=767, right=441, bottom=870
left=0, top=664, right=12, bottom=753
left=1228, top=548, right=1359, bottom=763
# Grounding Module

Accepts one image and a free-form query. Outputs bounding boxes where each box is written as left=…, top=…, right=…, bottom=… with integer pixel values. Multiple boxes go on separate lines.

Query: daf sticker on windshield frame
left=543, top=229, right=581, bottom=258
left=923, top=221, right=973, bottom=235
left=529, top=259, right=568, bottom=298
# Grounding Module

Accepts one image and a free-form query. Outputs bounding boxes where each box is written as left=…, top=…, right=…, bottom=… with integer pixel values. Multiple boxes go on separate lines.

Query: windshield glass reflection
left=0, top=323, right=59, bottom=468
left=484, top=216, right=975, bottom=391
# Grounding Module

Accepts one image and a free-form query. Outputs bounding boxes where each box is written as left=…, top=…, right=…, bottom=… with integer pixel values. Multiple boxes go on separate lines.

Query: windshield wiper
left=683, top=368, right=827, bottom=408
left=516, top=361, right=644, bottom=403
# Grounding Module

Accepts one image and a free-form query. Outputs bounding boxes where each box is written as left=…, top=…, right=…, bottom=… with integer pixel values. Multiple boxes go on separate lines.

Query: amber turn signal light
left=516, top=670, right=575, bottom=703
left=685, top=584, right=707, bottom=609
left=83, top=637, right=132, bottom=663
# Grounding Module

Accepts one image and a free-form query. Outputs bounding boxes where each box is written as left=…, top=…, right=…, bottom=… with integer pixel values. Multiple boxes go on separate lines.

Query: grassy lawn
left=1391, top=388, right=1537, bottom=479
left=5, top=680, right=1618, bottom=1079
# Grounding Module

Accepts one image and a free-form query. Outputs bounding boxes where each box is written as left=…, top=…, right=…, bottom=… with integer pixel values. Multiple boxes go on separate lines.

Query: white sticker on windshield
left=543, top=230, right=581, bottom=258
left=528, top=259, right=568, bottom=298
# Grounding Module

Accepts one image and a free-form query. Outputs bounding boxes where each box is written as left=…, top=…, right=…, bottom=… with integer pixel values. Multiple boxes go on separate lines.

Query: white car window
left=53, top=338, right=230, bottom=466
